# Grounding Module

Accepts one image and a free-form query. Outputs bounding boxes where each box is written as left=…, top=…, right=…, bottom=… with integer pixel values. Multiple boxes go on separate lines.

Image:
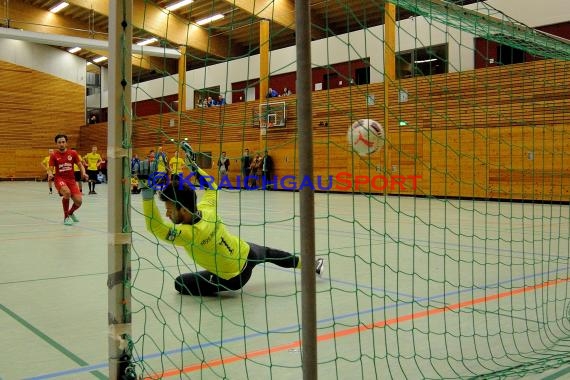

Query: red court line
left=147, top=277, right=570, bottom=379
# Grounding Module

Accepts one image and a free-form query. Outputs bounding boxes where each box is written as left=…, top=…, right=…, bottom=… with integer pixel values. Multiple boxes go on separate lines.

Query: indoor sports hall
left=1, top=0, right=569, bottom=379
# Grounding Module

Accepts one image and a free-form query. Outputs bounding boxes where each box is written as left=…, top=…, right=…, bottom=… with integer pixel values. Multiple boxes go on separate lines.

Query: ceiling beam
left=65, top=0, right=241, bottom=58
left=0, top=1, right=165, bottom=70
left=0, top=27, right=181, bottom=58
left=1, top=0, right=103, bottom=39
left=229, top=0, right=295, bottom=28
left=223, top=0, right=326, bottom=40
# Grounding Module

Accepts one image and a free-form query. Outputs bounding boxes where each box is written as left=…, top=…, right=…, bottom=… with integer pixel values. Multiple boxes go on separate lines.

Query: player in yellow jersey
left=140, top=143, right=324, bottom=296
left=41, top=149, right=55, bottom=194
left=169, top=151, right=186, bottom=180
left=83, top=145, right=102, bottom=194
left=155, top=146, right=169, bottom=176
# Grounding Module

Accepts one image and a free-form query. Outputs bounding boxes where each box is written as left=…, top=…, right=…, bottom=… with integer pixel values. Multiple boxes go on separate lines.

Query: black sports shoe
left=315, top=258, right=325, bottom=276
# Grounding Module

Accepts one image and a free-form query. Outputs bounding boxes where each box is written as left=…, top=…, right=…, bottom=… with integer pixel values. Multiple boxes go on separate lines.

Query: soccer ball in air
left=347, top=119, right=385, bottom=156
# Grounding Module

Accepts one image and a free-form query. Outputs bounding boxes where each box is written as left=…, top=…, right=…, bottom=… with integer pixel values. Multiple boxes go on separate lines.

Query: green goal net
left=108, top=0, right=570, bottom=378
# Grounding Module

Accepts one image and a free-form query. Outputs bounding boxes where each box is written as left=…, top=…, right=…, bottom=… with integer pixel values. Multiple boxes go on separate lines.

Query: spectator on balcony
left=267, top=88, right=279, bottom=98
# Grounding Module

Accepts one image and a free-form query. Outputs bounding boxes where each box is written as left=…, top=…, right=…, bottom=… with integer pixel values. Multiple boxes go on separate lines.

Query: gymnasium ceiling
left=3, top=0, right=478, bottom=83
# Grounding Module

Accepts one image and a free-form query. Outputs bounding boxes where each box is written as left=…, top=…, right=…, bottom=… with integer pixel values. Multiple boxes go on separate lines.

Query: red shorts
left=54, top=177, right=81, bottom=196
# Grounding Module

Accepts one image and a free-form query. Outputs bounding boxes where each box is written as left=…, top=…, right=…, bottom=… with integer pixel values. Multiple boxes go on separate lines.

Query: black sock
left=248, top=242, right=299, bottom=268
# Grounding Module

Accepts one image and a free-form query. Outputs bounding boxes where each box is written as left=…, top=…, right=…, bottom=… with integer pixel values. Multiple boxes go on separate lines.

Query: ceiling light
left=166, top=0, right=193, bottom=11
left=196, top=14, right=224, bottom=26
left=49, top=2, right=69, bottom=14
left=93, top=56, right=108, bottom=63
left=137, top=37, right=158, bottom=46
left=67, top=47, right=81, bottom=53
left=414, top=58, right=437, bottom=64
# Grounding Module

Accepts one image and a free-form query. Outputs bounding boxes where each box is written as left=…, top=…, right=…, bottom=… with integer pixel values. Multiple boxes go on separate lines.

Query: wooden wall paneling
left=74, top=59, right=569, bottom=200
left=487, top=125, right=570, bottom=201
left=0, top=61, right=84, bottom=179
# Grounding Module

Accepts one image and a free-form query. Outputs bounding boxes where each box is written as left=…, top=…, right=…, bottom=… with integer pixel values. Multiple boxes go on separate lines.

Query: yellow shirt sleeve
left=142, top=189, right=249, bottom=280
left=74, top=155, right=82, bottom=171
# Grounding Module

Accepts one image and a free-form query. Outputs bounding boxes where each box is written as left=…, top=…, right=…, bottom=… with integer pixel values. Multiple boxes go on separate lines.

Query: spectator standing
left=262, top=151, right=274, bottom=190
left=249, top=153, right=262, bottom=188
left=218, top=151, right=230, bottom=181
left=131, top=153, right=141, bottom=175
left=240, top=148, right=251, bottom=189
left=98, top=157, right=107, bottom=183
left=138, top=150, right=157, bottom=179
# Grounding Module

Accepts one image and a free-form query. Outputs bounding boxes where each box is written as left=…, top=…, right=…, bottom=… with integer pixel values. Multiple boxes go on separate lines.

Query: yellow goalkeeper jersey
left=143, top=186, right=250, bottom=280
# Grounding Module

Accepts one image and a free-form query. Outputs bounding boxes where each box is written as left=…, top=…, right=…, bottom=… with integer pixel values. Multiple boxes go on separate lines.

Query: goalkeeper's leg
left=248, top=242, right=300, bottom=268
left=174, top=265, right=255, bottom=296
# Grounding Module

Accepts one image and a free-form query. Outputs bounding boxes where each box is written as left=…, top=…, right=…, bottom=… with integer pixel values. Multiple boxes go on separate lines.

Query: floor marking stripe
left=149, top=277, right=570, bottom=379
left=0, top=304, right=107, bottom=380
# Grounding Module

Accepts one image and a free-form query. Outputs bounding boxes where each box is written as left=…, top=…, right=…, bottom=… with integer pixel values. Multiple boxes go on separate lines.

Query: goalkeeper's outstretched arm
left=181, top=142, right=218, bottom=191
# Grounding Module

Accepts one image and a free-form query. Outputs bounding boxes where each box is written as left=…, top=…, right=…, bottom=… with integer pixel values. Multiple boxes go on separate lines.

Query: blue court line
left=0, top=304, right=107, bottom=380
left=26, top=264, right=570, bottom=379
left=9, top=186, right=568, bottom=376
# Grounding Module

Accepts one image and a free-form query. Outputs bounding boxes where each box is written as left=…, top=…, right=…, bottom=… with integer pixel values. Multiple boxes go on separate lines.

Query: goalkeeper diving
left=140, top=142, right=324, bottom=296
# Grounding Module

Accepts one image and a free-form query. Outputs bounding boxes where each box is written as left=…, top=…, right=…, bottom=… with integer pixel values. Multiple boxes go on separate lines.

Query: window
left=86, top=72, right=100, bottom=86
left=322, top=72, right=338, bottom=90
left=86, top=65, right=102, bottom=121
left=355, top=67, right=370, bottom=85
left=396, top=44, right=448, bottom=79
left=497, top=45, right=525, bottom=65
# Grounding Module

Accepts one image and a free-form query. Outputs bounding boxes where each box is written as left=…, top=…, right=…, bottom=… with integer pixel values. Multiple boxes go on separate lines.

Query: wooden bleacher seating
left=3, top=59, right=565, bottom=201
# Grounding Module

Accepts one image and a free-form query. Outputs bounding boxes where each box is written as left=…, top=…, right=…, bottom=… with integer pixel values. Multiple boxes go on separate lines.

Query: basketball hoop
left=256, top=101, right=285, bottom=134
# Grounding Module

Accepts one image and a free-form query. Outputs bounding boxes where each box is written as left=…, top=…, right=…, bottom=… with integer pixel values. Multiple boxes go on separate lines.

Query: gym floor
left=1, top=181, right=569, bottom=379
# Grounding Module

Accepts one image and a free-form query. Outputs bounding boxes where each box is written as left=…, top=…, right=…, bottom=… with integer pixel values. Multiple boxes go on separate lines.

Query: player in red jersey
left=47, top=134, right=88, bottom=225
